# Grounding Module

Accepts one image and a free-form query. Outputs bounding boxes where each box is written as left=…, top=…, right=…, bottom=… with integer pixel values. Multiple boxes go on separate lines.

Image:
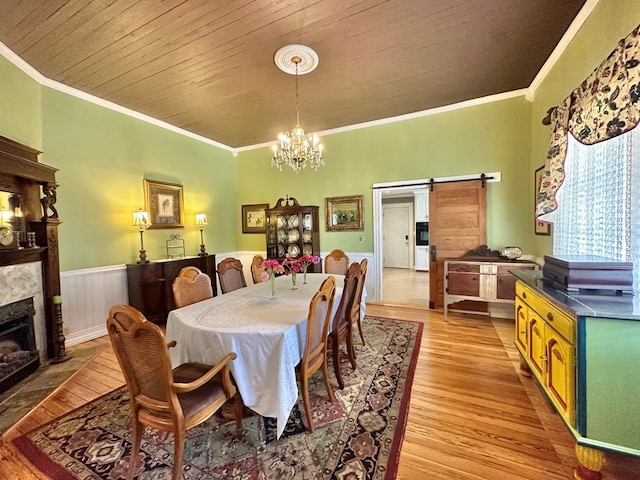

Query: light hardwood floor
left=383, top=267, right=429, bottom=307
left=1, top=302, right=639, bottom=478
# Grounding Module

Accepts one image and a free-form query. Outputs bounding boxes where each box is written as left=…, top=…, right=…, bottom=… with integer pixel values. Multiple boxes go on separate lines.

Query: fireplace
left=0, top=298, right=40, bottom=394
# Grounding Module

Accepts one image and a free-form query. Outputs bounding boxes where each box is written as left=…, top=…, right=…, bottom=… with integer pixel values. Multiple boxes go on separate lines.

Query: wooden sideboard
left=126, top=255, right=216, bottom=325
left=444, top=259, right=538, bottom=320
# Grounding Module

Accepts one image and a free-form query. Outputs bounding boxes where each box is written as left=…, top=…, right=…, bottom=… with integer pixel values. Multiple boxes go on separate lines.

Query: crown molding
left=526, top=0, right=600, bottom=101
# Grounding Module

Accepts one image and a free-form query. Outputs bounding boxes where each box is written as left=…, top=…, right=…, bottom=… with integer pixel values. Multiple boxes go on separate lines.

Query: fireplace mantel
left=0, top=135, right=65, bottom=361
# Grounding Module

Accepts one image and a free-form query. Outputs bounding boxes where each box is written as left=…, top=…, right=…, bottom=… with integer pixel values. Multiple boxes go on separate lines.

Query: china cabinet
left=265, top=196, right=321, bottom=271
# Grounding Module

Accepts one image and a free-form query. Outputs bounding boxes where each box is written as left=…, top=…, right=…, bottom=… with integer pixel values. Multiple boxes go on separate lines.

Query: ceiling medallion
left=271, top=44, right=324, bottom=174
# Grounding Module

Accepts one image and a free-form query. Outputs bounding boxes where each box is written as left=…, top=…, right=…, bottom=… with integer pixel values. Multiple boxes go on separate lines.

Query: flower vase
left=303, top=267, right=308, bottom=284
left=291, top=273, right=297, bottom=290
left=270, top=273, right=276, bottom=299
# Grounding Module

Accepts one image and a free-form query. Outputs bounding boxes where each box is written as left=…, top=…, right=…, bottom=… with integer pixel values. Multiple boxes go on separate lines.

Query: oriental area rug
left=13, top=316, right=422, bottom=479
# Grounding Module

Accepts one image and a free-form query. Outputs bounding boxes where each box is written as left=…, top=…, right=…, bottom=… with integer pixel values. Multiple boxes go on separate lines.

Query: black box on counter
left=542, top=255, right=634, bottom=295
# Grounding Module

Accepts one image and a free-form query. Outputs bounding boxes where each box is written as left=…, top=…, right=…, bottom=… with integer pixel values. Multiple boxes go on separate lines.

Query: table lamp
left=132, top=209, right=150, bottom=264
left=196, top=213, right=208, bottom=256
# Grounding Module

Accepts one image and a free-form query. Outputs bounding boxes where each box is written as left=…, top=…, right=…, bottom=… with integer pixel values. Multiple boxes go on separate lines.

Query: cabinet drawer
left=516, top=282, right=575, bottom=344
left=447, top=263, right=480, bottom=273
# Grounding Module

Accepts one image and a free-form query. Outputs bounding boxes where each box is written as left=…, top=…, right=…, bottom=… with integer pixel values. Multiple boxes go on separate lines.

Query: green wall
left=530, top=0, right=640, bottom=256
left=0, top=56, right=41, bottom=148
left=236, top=96, right=533, bottom=254
left=40, top=88, right=237, bottom=270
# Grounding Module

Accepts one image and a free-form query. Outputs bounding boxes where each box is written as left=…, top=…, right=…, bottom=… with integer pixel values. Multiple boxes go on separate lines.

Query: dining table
left=166, top=272, right=366, bottom=438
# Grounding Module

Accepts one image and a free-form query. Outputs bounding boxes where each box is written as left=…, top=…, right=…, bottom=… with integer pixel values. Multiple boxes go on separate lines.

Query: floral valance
left=536, top=24, right=640, bottom=219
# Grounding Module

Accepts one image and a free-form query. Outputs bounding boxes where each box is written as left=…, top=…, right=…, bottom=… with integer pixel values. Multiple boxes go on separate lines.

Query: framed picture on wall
left=144, top=179, right=185, bottom=229
left=242, top=203, right=268, bottom=233
left=325, top=195, right=364, bottom=231
left=534, top=166, right=551, bottom=236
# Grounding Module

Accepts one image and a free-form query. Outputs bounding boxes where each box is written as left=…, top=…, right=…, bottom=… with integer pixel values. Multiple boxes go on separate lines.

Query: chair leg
left=301, top=376, right=314, bottom=433
left=128, top=419, right=143, bottom=480
left=234, top=393, right=243, bottom=439
left=357, top=317, right=366, bottom=346
left=346, top=331, right=357, bottom=370
left=173, top=429, right=185, bottom=480
left=332, top=340, right=345, bottom=390
left=321, top=358, right=335, bottom=403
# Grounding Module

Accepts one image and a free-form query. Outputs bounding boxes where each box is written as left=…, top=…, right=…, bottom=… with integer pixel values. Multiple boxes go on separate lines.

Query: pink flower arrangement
left=299, top=254, right=321, bottom=270
left=299, top=255, right=321, bottom=283
left=264, top=259, right=284, bottom=298
left=283, top=256, right=304, bottom=274
left=264, top=259, right=285, bottom=276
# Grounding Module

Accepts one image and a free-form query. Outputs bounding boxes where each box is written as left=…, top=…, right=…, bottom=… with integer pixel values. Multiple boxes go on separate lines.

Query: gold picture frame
left=144, top=179, right=185, bottom=229
left=325, top=195, right=364, bottom=231
left=534, top=166, right=551, bottom=236
left=242, top=203, right=268, bottom=233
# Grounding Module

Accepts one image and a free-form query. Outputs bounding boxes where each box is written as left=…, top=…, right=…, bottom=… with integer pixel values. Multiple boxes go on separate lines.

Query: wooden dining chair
left=251, top=255, right=267, bottom=284
left=296, top=275, right=336, bottom=432
left=329, top=262, right=361, bottom=389
left=217, top=257, right=247, bottom=294
left=324, top=249, right=349, bottom=275
left=351, top=258, right=368, bottom=346
left=172, top=266, right=213, bottom=308
left=106, top=304, right=242, bottom=480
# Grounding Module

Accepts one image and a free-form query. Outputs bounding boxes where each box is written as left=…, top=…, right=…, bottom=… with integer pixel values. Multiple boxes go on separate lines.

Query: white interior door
left=383, top=205, right=411, bottom=268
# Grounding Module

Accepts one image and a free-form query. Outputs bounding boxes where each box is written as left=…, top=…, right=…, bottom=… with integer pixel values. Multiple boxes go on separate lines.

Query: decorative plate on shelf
left=277, top=216, right=286, bottom=229
left=303, top=245, right=312, bottom=256
left=288, top=229, right=299, bottom=242
left=278, top=245, right=286, bottom=257
left=287, top=216, right=299, bottom=228
left=302, top=231, right=312, bottom=243
left=287, top=244, right=300, bottom=257
left=278, top=230, right=288, bottom=242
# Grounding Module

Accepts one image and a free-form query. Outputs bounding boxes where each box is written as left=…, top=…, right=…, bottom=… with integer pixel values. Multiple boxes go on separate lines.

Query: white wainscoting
left=60, top=265, right=128, bottom=346
left=60, top=250, right=376, bottom=346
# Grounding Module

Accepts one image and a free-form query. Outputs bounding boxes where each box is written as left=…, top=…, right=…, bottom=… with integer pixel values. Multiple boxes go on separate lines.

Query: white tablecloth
left=166, top=273, right=366, bottom=438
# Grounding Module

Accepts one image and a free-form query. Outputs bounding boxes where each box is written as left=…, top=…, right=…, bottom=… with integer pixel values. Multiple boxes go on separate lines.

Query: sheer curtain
left=549, top=129, right=640, bottom=291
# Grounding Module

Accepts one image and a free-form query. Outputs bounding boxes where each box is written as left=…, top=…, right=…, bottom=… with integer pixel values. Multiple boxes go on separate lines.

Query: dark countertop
left=513, top=270, right=640, bottom=321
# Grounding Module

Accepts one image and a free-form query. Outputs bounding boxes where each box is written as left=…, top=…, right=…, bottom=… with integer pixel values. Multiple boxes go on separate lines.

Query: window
left=548, top=128, right=640, bottom=292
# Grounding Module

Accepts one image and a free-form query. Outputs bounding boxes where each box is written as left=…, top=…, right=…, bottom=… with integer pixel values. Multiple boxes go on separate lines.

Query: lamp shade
left=195, top=213, right=208, bottom=226
left=132, top=209, right=150, bottom=229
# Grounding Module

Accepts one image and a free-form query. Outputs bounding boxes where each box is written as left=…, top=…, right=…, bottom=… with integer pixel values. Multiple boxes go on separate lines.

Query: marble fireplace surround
left=0, top=262, right=46, bottom=363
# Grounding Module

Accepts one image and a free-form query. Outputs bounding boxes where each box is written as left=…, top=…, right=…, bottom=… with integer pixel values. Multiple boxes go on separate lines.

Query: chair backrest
left=106, top=305, right=182, bottom=420
left=325, top=249, right=350, bottom=275
left=251, top=255, right=267, bottom=284
left=217, top=257, right=247, bottom=294
left=172, top=266, right=213, bottom=308
left=350, top=259, right=367, bottom=322
left=302, top=276, right=336, bottom=369
left=332, top=262, right=361, bottom=335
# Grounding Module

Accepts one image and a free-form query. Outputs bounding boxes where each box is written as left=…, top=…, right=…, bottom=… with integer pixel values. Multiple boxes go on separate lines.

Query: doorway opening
left=372, top=172, right=501, bottom=307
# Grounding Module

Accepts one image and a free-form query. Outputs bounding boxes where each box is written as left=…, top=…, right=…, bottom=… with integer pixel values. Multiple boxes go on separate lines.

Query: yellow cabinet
left=516, top=282, right=575, bottom=426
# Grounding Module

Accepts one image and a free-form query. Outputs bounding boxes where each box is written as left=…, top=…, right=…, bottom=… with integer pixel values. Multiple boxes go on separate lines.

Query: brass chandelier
left=271, top=45, right=324, bottom=173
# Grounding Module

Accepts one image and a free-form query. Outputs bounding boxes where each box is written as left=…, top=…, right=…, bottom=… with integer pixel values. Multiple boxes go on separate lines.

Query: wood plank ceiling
left=0, top=0, right=586, bottom=148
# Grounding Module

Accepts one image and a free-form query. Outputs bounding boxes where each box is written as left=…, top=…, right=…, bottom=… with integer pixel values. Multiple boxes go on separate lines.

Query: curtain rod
left=372, top=173, right=493, bottom=191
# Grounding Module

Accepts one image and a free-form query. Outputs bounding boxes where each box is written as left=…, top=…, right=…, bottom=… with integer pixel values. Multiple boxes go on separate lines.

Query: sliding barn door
left=428, top=180, right=487, bottom=309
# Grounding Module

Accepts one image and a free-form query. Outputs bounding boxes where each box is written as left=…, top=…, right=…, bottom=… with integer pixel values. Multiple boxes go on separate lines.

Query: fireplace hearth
left=0, top=298, right=40, bottom=394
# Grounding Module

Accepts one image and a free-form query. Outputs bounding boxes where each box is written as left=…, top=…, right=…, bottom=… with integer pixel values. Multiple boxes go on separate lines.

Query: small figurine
left=40, top=184, right=59, bottom=220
